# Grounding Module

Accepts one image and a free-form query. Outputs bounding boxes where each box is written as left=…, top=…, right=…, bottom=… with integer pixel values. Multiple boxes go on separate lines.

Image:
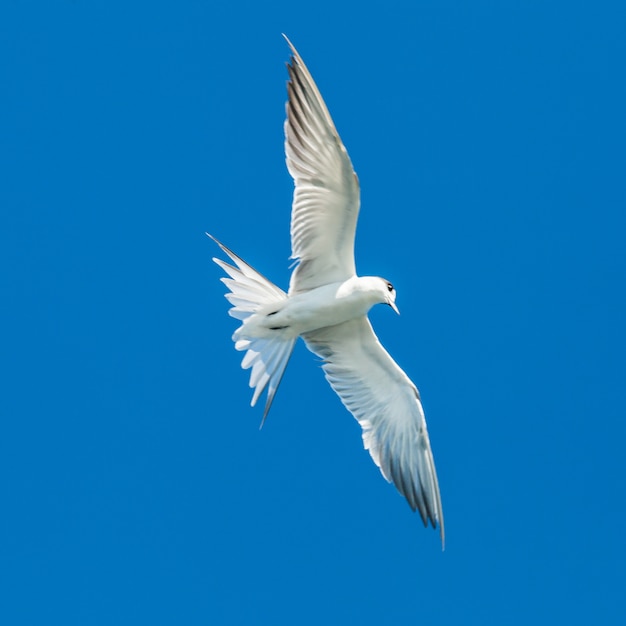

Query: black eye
left=387, top=282, right=394, bottom=292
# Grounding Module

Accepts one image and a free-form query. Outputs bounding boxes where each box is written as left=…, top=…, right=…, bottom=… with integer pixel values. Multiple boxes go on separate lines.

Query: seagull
left=209, top=35, right=444, bottom=545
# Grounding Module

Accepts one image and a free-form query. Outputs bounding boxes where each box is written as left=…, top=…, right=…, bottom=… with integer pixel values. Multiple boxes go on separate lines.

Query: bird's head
left=377, top=277, right=399, bottom=314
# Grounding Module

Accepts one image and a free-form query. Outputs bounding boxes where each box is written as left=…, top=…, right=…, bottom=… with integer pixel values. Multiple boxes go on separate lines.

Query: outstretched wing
left=303, top=317, right=444, bottom=545
left=284, top=36, right=360, bottom=294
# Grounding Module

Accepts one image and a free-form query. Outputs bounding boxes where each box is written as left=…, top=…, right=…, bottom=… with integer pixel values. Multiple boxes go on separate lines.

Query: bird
left=209, top=35, right=444, bottom=545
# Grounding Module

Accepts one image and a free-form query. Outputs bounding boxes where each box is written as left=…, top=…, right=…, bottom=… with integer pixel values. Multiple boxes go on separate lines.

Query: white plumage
left=209, top=36, right=444, bottom=545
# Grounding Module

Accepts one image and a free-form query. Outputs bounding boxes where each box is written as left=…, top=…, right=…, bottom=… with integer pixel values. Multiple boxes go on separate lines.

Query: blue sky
left=1, top=1, right=625, bottom=624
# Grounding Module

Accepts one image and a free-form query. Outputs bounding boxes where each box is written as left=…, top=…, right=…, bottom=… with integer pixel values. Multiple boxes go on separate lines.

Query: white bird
left=209, top=36, right=444, bottom=545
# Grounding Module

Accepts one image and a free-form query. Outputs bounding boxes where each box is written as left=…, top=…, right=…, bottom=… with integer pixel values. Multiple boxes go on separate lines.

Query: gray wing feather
left=303, top=317, right=444, bottom=545
left=283, top=36, right=360, bottom=293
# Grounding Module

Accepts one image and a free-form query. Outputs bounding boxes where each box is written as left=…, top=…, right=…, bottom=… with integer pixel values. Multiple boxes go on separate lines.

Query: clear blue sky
left=1, top=1, right=625, bottom=624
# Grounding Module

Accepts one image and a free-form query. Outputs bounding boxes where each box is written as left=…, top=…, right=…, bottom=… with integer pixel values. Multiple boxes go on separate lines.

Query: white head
left=350, top=276, right=400, bottom=314
left=371, top=276, right=399, bottom=314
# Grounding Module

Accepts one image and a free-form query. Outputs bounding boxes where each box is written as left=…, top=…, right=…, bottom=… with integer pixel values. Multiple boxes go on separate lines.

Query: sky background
left=1, top=1, right=625, bottom=624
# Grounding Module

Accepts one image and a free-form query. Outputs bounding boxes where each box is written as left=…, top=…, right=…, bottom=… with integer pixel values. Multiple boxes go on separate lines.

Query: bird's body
left=209, top=36, right=444, bottom=545
left=237, top=276, right=396, bottom=339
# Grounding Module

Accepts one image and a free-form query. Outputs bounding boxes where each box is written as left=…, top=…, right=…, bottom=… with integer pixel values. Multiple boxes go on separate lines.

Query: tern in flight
left=209, top=36, right=444, bottom=544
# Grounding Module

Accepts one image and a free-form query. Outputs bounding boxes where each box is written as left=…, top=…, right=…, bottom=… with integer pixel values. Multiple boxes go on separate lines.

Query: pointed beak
left=389, top=301, right=400, bottom=315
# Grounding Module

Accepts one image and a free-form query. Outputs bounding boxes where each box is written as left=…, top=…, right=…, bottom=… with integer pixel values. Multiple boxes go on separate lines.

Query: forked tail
left=208, top=234, right=296, bottom=424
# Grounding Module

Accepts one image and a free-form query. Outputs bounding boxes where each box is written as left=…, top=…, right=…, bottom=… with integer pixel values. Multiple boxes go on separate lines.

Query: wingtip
left=281, top=33, right=295, bottom=52
left=281, top=33, right=301, bottom=64
left=437, top=512, right=445, bottom=550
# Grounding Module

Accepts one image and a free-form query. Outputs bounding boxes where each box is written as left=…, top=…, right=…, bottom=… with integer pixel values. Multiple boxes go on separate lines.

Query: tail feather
left=208, top=234, right=296, bottom=421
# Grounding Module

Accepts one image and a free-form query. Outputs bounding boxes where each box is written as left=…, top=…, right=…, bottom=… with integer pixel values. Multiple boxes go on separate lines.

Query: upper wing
left=303, top=317, right=444, bottom=545
left=283, top=36, right=360, bottom=293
